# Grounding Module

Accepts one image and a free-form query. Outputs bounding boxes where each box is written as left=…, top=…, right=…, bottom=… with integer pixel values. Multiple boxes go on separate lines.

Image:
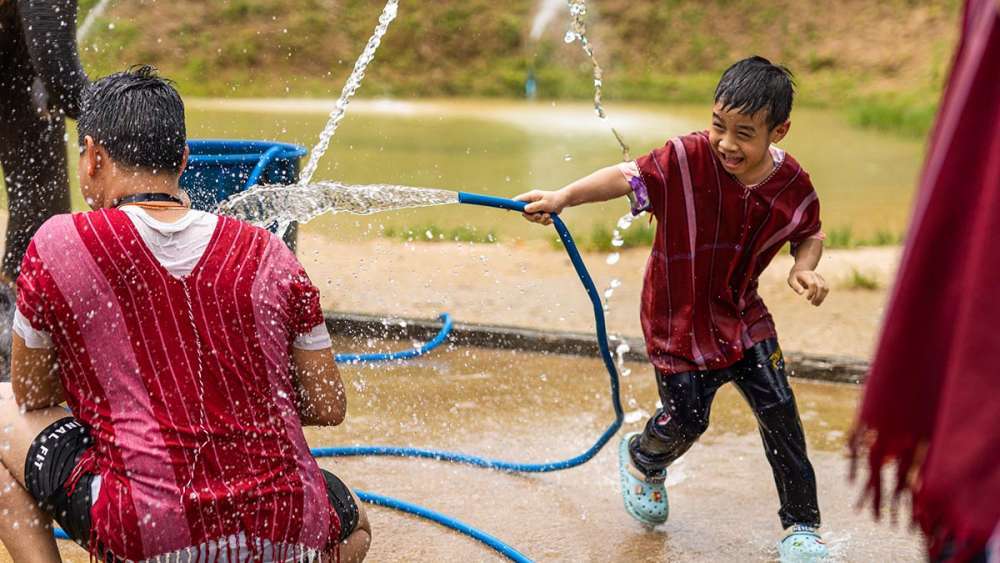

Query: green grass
left=383, top=224, right=498, bottom=244
left=75, top=0, right=959, bottom=140
left=846, top=92, right=941, bottom=139
left=561, top=221, right=902, bottom=253
left=547, top=221, right=656, bottom=252
left=824, top=226, right=904, bottom=249
left=845, top=268, right=881, bottom=290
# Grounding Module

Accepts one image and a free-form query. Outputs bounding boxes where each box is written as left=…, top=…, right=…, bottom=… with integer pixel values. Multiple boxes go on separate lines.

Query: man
left=0, top=66, right=370, bottom=562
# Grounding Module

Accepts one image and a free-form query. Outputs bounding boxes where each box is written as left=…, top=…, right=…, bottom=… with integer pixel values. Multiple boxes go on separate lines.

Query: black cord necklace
left=112, top=192, right=186, bottom=208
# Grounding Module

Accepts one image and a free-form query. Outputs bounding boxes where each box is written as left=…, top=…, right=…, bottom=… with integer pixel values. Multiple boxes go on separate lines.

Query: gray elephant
left=1, top=0, right=89, bottom=282
left=0, top=0, right=89, bottom=376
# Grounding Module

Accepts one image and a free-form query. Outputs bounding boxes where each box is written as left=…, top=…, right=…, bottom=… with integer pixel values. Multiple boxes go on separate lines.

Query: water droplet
left=624, top=409, right=648, bottom=424
left=563, top=31, right=578, bottom=43
left=563, top=154, right=573, bottom=161
left=606, top=252, right=620, bottom=265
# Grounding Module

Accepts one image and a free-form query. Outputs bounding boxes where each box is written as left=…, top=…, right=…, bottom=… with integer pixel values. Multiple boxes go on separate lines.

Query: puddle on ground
left=29, top=340, right=920, bottom=562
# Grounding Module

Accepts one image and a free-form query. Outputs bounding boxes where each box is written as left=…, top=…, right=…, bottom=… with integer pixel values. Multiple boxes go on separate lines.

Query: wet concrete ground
left=17, top=341, right=921, bottom=562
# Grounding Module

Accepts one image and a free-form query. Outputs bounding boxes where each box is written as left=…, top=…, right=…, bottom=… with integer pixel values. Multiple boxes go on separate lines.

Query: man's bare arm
left=291, top=347, right=347, bottom=426
left=10, top=335, right=63, bottom=410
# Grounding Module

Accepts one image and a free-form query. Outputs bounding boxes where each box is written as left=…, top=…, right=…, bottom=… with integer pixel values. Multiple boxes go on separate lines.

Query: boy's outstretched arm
left=515, top=165, right=631, bottom=225
left=788, top=238, right=829, bottom=306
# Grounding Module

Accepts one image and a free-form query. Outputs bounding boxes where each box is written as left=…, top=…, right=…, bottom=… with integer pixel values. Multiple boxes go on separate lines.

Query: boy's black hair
left=714, top=56, right=795, bottom=130
left=77, top=65, right=186, bottom=173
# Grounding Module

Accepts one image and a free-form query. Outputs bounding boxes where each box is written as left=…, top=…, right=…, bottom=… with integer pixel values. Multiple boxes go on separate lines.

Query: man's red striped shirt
left=16, top=209, right=338, bottom=560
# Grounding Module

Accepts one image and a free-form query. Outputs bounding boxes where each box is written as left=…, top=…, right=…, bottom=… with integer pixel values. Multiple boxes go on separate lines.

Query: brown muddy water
left=29, top=339, right=921, bottom=562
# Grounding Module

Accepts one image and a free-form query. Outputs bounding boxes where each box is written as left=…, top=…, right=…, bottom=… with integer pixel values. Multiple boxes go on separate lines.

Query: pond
left=41, top=98, right=923, bottom=246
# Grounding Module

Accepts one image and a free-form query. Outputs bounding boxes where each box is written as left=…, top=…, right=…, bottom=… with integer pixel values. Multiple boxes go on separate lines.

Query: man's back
left=16, top=208, right=338, bottom=560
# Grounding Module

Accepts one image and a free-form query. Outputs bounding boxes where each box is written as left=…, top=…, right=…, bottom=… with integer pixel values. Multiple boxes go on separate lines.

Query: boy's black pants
left=628, top=338, right=821, bottom=529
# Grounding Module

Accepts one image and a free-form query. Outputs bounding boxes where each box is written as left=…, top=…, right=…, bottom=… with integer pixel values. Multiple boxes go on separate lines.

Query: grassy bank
left=75, top=0, right=960, bottom=139
left=382, top=221, right=903, bottom=251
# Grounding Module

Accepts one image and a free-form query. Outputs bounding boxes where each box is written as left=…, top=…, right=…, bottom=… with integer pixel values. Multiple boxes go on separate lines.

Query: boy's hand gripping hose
left=55, top=194, right=623, bottom=563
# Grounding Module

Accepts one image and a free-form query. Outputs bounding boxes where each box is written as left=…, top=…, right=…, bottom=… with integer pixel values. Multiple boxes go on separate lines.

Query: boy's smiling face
left=709, top=102, right=790, bottom=185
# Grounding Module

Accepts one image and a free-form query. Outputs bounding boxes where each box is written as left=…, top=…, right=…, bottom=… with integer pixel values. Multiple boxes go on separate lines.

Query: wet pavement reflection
left=32, top=340, right=920, bottom=562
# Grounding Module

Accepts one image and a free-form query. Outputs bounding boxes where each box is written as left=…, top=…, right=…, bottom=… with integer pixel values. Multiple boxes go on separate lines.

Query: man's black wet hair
left=714, top=56, right=795, bottom=130
left=77, top=65, right=186, bottom=173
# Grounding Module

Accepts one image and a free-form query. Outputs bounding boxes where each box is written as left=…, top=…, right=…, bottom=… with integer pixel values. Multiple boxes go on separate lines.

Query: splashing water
left=600, top=211, right=636, bottom=376
left=218, top=182, right=458, bottom=229
left=563, top=1, right=636, bottom=380
left=220, top=0, right=400, bottom=233
left=623, top=408, right=648, bottom=424
left=564, top=0, right=630, bottom=161
left=614, top=337, right=632, bottom=377
left=77, top=0, right=114, bottom=43
left=530, top=0, right=566, bottom=40
left=298, top=0, right=399, bottom=188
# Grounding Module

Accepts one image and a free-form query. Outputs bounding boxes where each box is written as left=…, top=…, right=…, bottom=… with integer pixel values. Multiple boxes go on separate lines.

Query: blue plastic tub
left=180, top=139, right=307, bottom=211
left=180, top=140, right=306, bottom=248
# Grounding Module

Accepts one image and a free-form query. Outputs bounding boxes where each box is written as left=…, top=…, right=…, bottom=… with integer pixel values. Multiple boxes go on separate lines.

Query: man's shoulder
left=221, top=216, right=284, bottom=248
left=33, top=210, right=91, bottom=238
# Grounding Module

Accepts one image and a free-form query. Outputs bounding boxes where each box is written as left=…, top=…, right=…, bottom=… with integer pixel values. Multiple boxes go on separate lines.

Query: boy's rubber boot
left=777, top=524, right=829, bottom=562
left=617, top=432, right=669, bottom=526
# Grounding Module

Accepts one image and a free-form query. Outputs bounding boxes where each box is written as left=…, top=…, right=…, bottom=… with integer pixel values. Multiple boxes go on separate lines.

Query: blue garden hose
left=334, top=313, right=453, bottom=363
left=356, top=489, right=532, bottom=563
left=54, top=194, right=623, bottom=563
left=308, top=193, right=625, bottom=561
left=312, top=193, right=624, bottom=473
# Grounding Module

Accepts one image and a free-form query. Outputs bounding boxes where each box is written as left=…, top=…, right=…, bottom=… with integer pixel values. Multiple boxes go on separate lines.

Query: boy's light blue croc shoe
left=618, top=432, right=669, bottom=526
left=777, top=524, right=829, bottom=562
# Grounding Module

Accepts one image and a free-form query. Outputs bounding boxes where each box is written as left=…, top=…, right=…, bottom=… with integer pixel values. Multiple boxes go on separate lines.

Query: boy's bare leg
left=0, top=387, right=70, bottom=563
left=338, top=490, right=371, bottom=563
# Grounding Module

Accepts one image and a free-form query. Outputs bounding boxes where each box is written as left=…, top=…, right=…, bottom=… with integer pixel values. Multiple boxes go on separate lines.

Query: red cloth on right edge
left=853, top=0, right=1000, bottom=558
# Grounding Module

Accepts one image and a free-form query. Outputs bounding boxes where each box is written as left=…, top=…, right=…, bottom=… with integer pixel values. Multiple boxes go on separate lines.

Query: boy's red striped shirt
left=632, top=131, right=821, bottom=374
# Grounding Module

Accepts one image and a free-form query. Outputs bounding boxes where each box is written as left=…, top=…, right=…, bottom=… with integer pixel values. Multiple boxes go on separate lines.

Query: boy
left=518, top=57, right=829, bottom=562
left=0, top=66, right=370, bottom=562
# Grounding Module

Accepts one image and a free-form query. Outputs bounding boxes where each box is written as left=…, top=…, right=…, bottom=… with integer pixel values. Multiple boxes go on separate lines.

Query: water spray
left=208, top=1, right=638, bottom=560
left=77, top=0, right=114, bottom=43
left=563, top=0, right=637, bottom=386
left=564, top=0, right=630, bottom=161
left=298, top=0, right=399, bottom=187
